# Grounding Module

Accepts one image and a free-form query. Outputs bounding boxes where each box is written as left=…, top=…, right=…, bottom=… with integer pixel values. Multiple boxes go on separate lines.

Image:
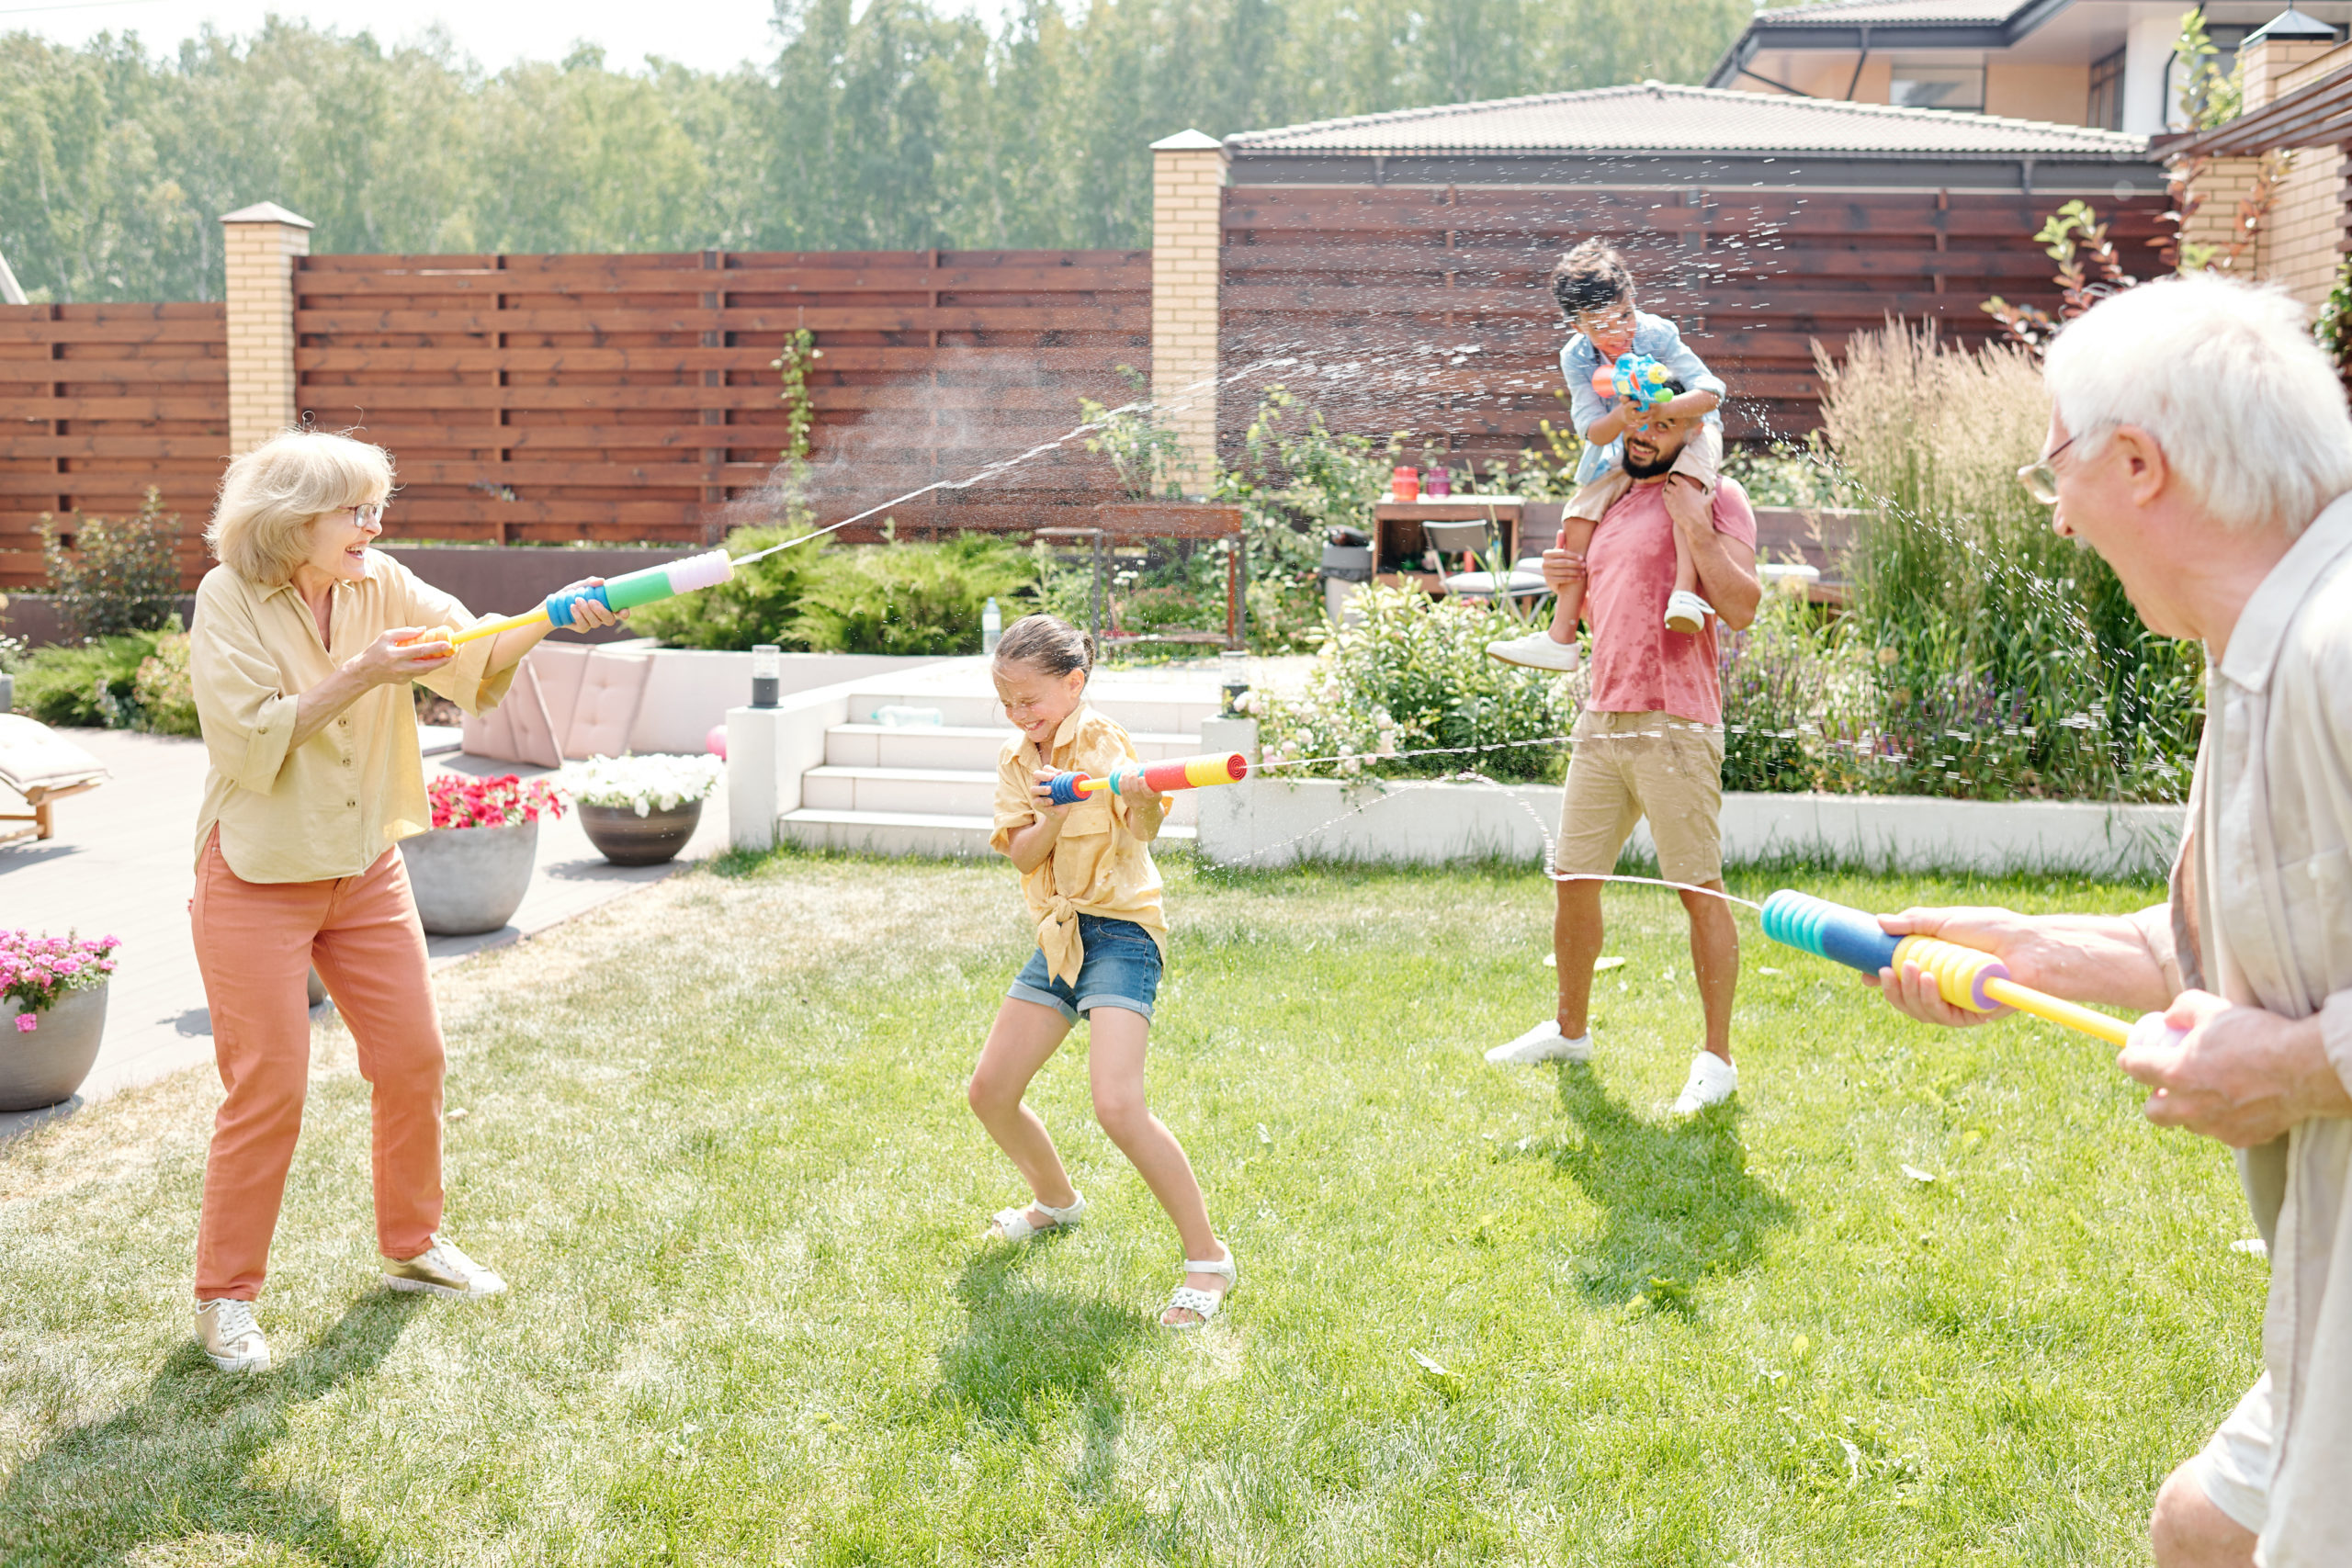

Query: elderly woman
left=1868, top=276, right=2352, bottom=1567
left=187, top=431, right=617, bottom=1374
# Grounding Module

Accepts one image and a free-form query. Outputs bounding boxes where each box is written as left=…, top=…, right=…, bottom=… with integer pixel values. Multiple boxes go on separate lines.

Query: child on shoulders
left=1488, top=240, right=1726, bottom=671
left=966, top=615, right=1235, bottom=1329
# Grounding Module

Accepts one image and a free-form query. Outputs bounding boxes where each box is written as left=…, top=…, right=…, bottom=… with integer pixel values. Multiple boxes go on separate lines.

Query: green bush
left=630, top=527, right=1032, bottom=655
left=1820, top=323, right=2201, bottom=802
left=1250, top=584, right=1576, bottom=784
left=1716, top=581, right=1875, bottom=794
left=11, top=619, right=195, bottom=732
left=40, top=488, right=183, bottom=640
left=786, top=535, right=1032, bottom=656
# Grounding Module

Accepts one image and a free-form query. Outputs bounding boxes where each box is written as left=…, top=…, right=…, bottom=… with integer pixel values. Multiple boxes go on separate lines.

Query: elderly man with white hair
left=1870, top=274, right=2352, bottom=1565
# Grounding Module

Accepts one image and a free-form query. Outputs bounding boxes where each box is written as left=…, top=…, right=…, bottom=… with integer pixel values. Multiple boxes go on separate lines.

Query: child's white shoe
left=1486, top=629, right=1582, bottom=672
left=987, top=1191, right=1086, bottom=1242
left=1160, top=1247, right=1236, bottom=1329
left=1664, top=591, right=1712, bottom=635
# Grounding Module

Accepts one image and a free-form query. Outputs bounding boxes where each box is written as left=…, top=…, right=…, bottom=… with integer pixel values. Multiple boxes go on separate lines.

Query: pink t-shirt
left=1581, top=477, right=1758, bottom=726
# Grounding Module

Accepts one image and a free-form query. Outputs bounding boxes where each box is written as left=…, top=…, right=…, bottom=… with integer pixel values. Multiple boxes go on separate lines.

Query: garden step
left=800, top=764, right=1203, bottom=823
left=822, top=724, right=1203, bottom=771
left=778, top=807, right=1196, bottom=859
left=842, top=689, right=1220, bottom=734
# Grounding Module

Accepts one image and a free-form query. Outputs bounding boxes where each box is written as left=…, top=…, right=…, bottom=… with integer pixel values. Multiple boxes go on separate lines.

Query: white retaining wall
left=1193, top=718, right=2185, bottom=878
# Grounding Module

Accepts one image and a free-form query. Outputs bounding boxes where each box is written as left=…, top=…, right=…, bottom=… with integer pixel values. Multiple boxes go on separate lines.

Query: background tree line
left=1, top=0, right=1746, bottom=301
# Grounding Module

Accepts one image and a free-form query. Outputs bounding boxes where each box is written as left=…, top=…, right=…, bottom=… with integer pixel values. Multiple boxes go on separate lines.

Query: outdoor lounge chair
left=0, top=715, right=109, bottom=846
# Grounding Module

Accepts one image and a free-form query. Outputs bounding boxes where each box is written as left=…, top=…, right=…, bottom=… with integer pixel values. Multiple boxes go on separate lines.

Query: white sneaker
left=1485, top=629, right=1583, bottom=672
left=383, top=1235, right=508, bottom=1300
left=1485, top=1021, right=1592, bottom=1065
left=195, top=1298, right=271, bottom=1373
left=1664, top=591, right=1712, bottom=636
left=1671, top=1052, right=1738, bottom=1114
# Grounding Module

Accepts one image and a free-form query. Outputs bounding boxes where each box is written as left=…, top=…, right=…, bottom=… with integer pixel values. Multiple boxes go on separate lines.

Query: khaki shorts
left=2188, top=1371, right=2271, bottom=1535
left=1555, top=709, right=1726, bottom=886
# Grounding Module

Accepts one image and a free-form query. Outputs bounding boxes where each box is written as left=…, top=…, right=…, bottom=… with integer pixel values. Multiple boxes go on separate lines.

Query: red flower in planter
left=427, top=773, right=567, bottom=830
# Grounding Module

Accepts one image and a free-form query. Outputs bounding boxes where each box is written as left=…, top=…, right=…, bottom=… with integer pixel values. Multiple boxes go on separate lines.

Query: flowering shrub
left=1249, top=584, right=1577, bottom=784
left=427, top=773, right=566, bottom=830
left=560, top=754, right=723, bottom=818
left=3, top=930, right=119, bottom=1033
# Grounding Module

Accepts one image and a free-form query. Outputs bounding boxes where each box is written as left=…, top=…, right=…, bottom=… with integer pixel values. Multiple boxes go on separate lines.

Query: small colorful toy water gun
left=401, top=549, right=737, bottom=648
left=1760, top=889, right=2163, bottom=1047
left=1045, top=752, right=1250, bottom=806
left=1607, top=352, right=1677, bottom=412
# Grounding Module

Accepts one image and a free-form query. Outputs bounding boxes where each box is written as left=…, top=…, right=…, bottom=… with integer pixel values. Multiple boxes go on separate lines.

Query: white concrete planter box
left=1198, top=774, right=2183, bottom=879
left=622, top=649, right=946, bottom=755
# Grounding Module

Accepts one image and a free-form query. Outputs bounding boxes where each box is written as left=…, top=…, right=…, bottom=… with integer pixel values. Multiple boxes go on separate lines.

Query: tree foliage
left=0, top=0, right=1747, bottom=300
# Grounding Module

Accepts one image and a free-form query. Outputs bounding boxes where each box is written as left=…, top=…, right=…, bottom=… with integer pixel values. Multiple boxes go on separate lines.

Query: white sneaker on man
left=1664, top=591, right=1712, bottom=636
left=1485, top=630, right=1583, bottom=672
left=382, top=1235, right=507, bottom=1300
left=195, top=1298, right=271, bottom=1373
left=1671, top=1051, right=1738, bottom=1113
left=1485, top=1021, right=1593, bottom=1065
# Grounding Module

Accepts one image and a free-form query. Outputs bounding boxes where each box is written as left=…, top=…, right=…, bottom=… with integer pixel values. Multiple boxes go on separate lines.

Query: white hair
left=2042, top=273, right=2352, bottom=536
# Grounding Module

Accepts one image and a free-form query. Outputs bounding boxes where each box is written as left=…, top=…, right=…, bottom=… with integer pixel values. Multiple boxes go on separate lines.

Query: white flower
left=559, top=753, right=724, bottom=817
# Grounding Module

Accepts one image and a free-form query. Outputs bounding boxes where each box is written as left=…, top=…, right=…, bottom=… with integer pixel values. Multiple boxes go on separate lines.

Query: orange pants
left=191, top=829, right=444, bottom=1301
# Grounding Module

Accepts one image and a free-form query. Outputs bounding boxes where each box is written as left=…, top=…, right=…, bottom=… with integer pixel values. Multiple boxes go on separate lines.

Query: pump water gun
left=1045, top=752, right=1250, bottom=806
left=401, top=549, right=736, bottom=648
left=1759, top=889, right=2187, bottom=1050
left=1607, top=352, right=1677, bottom=412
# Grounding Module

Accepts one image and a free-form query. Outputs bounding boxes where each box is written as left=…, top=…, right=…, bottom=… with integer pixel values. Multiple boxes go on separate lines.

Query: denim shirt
left=1560, top=310, right=1727, bottom=485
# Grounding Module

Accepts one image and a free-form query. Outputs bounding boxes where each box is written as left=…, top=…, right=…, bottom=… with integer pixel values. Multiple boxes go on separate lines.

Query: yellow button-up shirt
left=990, top=704, right=1169, bottom=983
left=189, top=550, right=514, bottom=883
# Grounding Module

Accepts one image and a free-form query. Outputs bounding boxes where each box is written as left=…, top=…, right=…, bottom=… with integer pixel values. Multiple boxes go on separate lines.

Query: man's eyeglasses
left=2017, top=434, right=2077, bottom=505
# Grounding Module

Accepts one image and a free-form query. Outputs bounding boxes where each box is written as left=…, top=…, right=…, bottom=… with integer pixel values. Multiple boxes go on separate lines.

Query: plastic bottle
left=982, top=596, right=1002, bottom=654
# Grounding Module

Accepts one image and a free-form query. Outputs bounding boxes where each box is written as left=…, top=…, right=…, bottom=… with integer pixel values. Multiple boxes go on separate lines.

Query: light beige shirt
left=2172, top=492, right=2352, bottom=1566
left=989, top=704, right=1169, bottom=983
left=189, top=550, right=514, bottom=883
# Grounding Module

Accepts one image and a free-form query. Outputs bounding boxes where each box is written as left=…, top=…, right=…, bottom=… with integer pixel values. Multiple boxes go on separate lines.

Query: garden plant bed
left=0, top=854, right=2256, bottom=1563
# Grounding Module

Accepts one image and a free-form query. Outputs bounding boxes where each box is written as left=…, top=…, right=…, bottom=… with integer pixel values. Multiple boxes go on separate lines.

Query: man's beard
left=1623, top=440, right=1679, bottom=479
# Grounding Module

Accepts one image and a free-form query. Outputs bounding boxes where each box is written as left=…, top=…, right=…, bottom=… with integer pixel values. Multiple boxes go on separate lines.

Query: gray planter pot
left=578, top=799, right=704, bottom=866
left=0, top=981, right=108, bottom=1112
left=399, top=820, right=537, bottom=936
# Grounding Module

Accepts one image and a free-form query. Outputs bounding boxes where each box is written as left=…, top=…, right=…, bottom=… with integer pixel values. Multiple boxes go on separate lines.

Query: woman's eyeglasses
left=339, top=502, right=387, bottom=527
left=2017, top=434, right=2077, bottom=505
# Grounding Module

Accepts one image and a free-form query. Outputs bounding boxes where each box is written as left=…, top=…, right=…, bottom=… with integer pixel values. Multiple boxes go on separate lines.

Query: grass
left=0, top=852, right=2262, bottom=1565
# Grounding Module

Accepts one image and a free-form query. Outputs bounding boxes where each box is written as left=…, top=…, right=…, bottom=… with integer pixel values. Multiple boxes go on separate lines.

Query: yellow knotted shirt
left=989, top=704, right=1170, bottom=983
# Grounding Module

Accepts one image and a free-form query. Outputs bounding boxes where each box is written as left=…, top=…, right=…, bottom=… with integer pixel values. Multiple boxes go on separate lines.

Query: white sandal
left=1160, top=1248, right=1237, bottom=1329
left=986, top=1191, right=1085, bottom=1242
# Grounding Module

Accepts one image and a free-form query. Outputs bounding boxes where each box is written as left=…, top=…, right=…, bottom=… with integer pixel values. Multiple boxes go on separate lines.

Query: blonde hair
left=208, top=431, right=395, bottom=584
left=2043, top=274, right=2352, bottom=536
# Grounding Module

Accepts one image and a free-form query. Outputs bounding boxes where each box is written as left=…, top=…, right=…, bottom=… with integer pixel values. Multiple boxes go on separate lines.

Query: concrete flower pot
left=0, top=981, right=108, bottom=1111
left=579, top=800, right=703, bottom=866
left=400, top=820, right=537, bottom=936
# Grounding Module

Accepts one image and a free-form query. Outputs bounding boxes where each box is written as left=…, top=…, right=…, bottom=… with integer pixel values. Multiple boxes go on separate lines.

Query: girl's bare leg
left=1083, top=1007, right=1227, bottom=1324
left=967, top=997, right=1080, bottom=1228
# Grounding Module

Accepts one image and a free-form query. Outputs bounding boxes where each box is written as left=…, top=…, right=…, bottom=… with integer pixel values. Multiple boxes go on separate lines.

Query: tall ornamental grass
left=1821, top=323, right=2202, bottom=802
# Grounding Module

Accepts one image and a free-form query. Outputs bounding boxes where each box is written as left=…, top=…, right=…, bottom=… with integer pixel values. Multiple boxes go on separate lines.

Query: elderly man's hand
left=2117, top=989, right=2351, bottom=1147
left=1541, top=547, right=1587, bottom=594
left=1865, top=905, right=2052, bottom=1027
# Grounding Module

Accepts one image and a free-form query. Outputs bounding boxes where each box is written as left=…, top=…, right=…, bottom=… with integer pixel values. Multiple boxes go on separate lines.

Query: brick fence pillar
left=1150, top=130, right=1227, bottom=496
left=220, top=202, right=313, bottom=456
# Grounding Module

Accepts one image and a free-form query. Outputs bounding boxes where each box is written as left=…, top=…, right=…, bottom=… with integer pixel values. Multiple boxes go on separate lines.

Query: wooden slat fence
left=292, top=249, right=1151, bottom=550
left=0, top=304, right=228, bottom=591
left=1217, top=186, right=2173, bottom=468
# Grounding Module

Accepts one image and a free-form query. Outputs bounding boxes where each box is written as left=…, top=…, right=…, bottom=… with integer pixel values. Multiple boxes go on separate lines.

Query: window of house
left=1890, top=58, right=1987, bottom=111
left=2087, top=46, right=2125, bottom=130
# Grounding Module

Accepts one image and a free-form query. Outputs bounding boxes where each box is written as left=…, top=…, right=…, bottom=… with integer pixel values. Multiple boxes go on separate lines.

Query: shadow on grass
left=1511, top=1066, right=1795, bottom=1317
left=934, top=1245, right=1149, bottom=1498
left=0, top=1291, right=425, bottom=1566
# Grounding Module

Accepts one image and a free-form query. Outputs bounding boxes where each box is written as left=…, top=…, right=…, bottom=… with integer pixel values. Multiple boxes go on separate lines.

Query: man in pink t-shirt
left=1486, top=403, right=1762, bottom=1114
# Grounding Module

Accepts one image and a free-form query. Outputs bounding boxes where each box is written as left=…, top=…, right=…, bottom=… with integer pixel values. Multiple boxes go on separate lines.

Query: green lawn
left=0, top=852, right=2262, bottom=1566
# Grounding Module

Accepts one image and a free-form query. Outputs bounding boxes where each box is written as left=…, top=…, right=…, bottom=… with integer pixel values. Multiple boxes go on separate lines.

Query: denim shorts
left=1008, top=914, right=1163, bottom=1021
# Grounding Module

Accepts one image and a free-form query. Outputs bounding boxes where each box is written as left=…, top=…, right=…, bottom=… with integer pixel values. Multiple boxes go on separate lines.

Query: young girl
left=1487, top=239, right=1727, bottom=671
left=967, top=615, right=1236, bottom=1329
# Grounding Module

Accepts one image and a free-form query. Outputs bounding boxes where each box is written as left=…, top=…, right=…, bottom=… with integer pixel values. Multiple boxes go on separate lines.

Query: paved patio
left=1, top=728, right=729, bottom=1141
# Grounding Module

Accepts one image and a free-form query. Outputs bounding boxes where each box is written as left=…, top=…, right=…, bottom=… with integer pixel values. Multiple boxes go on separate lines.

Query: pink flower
left=14, top=1014, right=34, bottom=1033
